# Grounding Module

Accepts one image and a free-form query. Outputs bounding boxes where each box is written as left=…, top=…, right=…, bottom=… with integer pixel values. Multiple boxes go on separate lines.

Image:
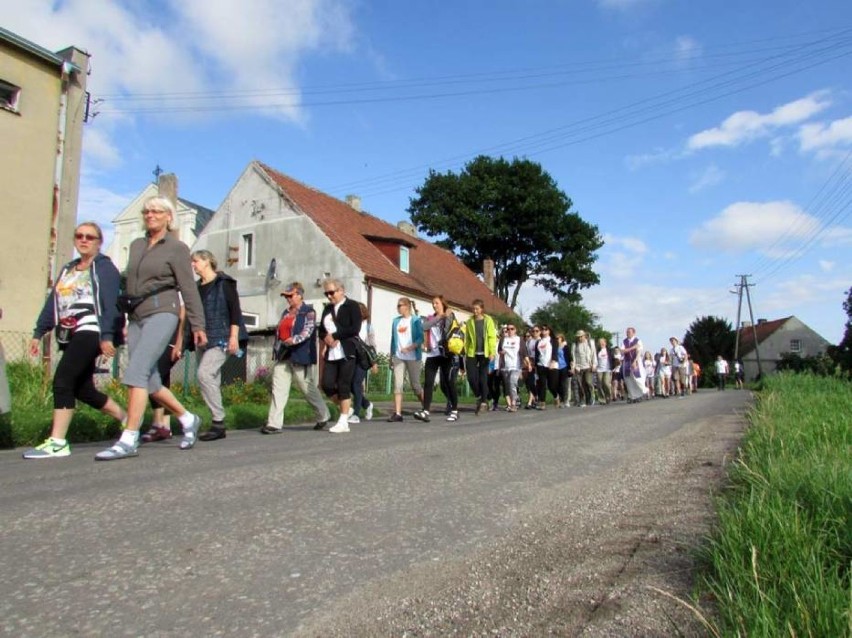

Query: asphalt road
left=0, top=391, right=750, bottom=637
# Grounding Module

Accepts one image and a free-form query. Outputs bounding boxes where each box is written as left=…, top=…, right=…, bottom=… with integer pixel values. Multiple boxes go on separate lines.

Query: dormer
left=363, top=234, right=415, bottom=273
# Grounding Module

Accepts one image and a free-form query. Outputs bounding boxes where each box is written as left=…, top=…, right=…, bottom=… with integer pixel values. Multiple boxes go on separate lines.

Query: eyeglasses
left=323, top=289, right=338, bottom=297
left=74, top=232, right=99, bottom=241
left=143, top=209, right=169, bottom=216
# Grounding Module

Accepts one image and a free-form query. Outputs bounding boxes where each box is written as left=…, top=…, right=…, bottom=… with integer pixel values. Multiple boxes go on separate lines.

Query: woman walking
left=463, top=299, right=498, bottom=415
left=95, top=196, right=207, bottom=460
left=191, top=250, right=247, bottom=441
left=349, top=302, right=376, bottom=423
left=387, top=297, right=424, bottom=422
left=414, top=295, right=459, bottom=423
left=318, top=278, right=361, bottom=433
left=23, top=222, right=127, bottom=458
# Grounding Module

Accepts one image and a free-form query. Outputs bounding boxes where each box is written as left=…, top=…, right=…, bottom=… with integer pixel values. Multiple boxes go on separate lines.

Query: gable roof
left=256, top=162, right=514, bottom=316
left=737, top=316, right=790, bottom=354
left=180, top=197, right=215, bottom=236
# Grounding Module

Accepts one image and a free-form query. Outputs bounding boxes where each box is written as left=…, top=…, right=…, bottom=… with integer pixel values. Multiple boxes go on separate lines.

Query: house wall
left=192, top=165, right=368, bottom=331
left=0, top=40, right=87, bottom=352
left=741, top=317, right=831, bottom=380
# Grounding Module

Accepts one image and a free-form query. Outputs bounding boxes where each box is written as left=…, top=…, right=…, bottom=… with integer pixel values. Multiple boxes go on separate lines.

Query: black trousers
left=424, top=355, right=458, bottom=411
left=465, top=355, right=490, bottom=404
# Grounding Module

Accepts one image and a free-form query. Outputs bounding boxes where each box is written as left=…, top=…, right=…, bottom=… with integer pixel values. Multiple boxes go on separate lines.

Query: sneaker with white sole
left=364, top=403, right=374, bottom=421
left=180, top=414, right=201, bottom=450
left=348, top=414, right=361, bottom=424
left=95, top=440, right=138, bottom=461
left=413, top=410, right=430, bottom=422
left=23, top=438, right=70, bottom=459
left=329, top=418, right=350, bottom=433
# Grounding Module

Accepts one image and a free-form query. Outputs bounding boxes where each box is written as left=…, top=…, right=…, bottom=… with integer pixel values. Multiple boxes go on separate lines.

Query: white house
left=737, top=315, right=831, bottom=380
left=191, top=161, right=514, bottom=356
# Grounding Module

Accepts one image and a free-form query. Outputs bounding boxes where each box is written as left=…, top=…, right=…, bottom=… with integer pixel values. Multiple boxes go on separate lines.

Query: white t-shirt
left=500, top=335, right=522, bottom=370
left=597, top=346, right=611, bottom=372
left=671, top=344, right=687, bottom=367
left=323, top=302, right=345, bottom=361
left=56, top=268, right=100, bottom=334
left=395, top=316, right=415, bottom=361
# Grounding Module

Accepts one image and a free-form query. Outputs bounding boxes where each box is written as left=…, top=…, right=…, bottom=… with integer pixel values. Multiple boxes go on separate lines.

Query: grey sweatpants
left=197, top=346, right=228, bottom=422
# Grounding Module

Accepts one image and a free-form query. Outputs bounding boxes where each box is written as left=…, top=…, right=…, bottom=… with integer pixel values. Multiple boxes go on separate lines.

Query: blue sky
left=5, top=0, right=852, bottom=352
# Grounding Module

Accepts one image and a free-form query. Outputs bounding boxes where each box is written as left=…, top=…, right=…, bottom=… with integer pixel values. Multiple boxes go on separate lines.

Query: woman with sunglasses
left=318, top=278, right=362, bottom=433
left=23, top=222, right=127, bottom=458
left=95, top=196, right=207, bottom=460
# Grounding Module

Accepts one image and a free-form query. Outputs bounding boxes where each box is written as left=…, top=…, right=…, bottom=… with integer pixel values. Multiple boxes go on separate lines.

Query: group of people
left=23, top=196, right=247, bottom=460
left=22, top=199, right=746, bottom=458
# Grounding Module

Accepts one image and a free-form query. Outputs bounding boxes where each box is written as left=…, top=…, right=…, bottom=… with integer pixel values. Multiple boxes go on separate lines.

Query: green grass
left=698, top=373, right=852, bottom=637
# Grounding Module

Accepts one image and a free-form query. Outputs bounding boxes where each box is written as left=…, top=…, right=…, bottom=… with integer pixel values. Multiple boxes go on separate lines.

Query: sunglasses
left=324, top=289, right=338, bottom=297
left=74, top=232, right=100, bottom=241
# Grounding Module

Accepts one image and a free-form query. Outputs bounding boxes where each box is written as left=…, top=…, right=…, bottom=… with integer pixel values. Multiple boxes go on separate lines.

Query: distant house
left=191, top=161, right=514, bottom=356
left=737, top=316, right=831, bottom=380
left=0, top=27, right=88, bottom=354
left=105, top=174, right=214, bottom=273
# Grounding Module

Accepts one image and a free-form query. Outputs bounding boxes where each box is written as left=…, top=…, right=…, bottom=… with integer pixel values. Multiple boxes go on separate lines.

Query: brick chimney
left=345, top=194, right=361, bottom=212
left=157, top=173, right=180, bottom=237
left=483, top=258, right=495, bottom=292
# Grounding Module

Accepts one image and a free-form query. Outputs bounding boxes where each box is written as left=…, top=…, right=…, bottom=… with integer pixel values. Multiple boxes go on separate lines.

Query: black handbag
left=355, top=337, right=378, bottom=370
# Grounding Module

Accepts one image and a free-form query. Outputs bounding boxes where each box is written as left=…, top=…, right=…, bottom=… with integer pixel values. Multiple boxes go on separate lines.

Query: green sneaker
left=23, top=438, right=70, bottom=459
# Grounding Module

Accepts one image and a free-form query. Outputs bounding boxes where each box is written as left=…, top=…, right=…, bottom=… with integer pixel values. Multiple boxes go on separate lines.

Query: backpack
left=445, top=318, right=464, bottom=356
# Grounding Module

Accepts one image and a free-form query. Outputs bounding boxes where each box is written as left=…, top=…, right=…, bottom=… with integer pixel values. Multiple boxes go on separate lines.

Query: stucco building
left=0, top=27, right=88, bottom=355
left=737, top=315, right=831, bottom=380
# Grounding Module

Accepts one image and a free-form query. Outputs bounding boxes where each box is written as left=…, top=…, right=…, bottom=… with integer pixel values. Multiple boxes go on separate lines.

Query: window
left=241, top=233, right=254, bottom=268
left=0, top=80, right=21, bottom=112
left=399, top=246, right=410, bottom=273
left=242, top=312, right=259, bottom=329
left=789, top=339, right=802, bottom=353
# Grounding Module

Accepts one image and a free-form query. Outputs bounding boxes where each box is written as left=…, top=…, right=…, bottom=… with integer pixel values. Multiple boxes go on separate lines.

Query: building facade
left=0, top=27, right=88, bottom=355
left=738, top=316, right=831, bottom=380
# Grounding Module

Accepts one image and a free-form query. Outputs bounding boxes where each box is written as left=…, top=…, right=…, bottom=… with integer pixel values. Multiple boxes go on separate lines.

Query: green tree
left=827, top=286, right=852, bottom=375
left=683, top=316, right=735, bottom=385
left=530, top=298, right=608, bottom=343
left=407, top=155, right=603, bottom=309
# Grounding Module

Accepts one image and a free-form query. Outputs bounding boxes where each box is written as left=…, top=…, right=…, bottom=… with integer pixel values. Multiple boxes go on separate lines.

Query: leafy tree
left=683, top=316, right=735, bottom=385
left=776, top=352, right=837, bottom=376
left=530, top=298, right=609, bottom=343
left=408, top=155, right=603, bottom=309
left=827, top=286, right=852, bottom=375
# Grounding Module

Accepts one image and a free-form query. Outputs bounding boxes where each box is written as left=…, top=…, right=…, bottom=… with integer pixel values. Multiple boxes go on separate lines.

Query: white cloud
left=798, top=115, right=852, bottom=154
left=688, top=164, right=725, bottom=193
left=819, top=260, right=835, bottom=272
left=674, top=35, right=701, bottom=65
left=625, top=147, right=683, bottom=171
left=0, top=0, right=357, bottom=163
left=687, top=91, right=832, bottom=151
left=598, top=234, right=649, bottom=280
left=689, top=201, right=820, bottom=254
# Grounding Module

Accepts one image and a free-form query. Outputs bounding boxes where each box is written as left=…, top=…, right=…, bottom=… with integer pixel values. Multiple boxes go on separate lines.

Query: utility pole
left=732, top=275, right=764, bottom=380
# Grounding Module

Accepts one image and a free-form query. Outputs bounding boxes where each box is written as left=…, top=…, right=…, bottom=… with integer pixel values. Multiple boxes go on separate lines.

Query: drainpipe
left=43, top=60, right=74, bottom=371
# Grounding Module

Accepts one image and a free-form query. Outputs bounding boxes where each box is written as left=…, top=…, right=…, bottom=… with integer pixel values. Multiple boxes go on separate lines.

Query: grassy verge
left=698, top=373, right=851, bottom=636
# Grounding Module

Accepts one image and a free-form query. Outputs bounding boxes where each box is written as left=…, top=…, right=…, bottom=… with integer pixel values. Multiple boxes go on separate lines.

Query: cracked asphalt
left=0, top=390, right=749, bottom=637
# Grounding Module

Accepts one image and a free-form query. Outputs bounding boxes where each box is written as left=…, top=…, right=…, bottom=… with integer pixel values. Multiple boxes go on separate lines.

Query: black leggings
left=423, top=355, right=458, bottom=411
left=53, top=331, right=109, bottom=410
left=321, top=357, right=356, bottom=400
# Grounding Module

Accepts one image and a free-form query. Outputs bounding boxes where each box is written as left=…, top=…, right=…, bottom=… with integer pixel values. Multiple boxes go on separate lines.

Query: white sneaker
left=364, top=403, right=374, bottom=421
left=348, top=414, right=361, bottom=423
left=329, top=418, right=350, bottom=433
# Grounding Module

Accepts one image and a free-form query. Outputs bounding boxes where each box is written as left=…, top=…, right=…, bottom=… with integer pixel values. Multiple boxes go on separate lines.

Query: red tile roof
left=737, top=316, right=790, bottom=354
left=257, top=162, right=514, bottom=316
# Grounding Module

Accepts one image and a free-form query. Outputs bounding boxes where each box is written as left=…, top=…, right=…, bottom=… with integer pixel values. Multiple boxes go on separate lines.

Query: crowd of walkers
left=21, top=196, right=744, bottom=460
